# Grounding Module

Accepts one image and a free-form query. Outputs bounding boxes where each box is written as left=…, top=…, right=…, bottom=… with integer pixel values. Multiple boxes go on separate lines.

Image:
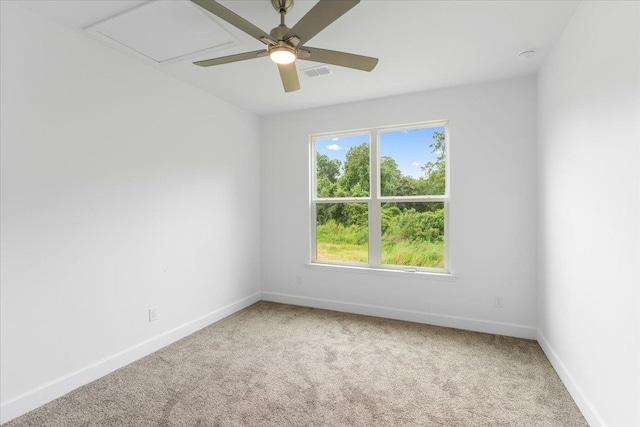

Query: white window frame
left=310, top=120, right=450, bottom=274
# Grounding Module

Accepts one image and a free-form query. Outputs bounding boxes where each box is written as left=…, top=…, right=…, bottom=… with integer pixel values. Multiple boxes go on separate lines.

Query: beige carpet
left=4, top=301, right=587, bottom=426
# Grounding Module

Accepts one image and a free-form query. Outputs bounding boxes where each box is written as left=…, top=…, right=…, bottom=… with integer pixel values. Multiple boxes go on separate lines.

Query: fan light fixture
left=269, top=46, right=296, bottom=64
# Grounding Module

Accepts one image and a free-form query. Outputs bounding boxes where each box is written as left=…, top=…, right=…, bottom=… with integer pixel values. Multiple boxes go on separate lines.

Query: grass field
left=317, top=242, right=368, bottom=263
left=317, top=229, right=444, bottom=268
left=381, top=240, right=444, bottom=268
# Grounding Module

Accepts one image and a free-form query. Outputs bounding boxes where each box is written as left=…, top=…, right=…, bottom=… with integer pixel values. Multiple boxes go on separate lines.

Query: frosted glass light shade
left=270, top=47, right=296, bottom=65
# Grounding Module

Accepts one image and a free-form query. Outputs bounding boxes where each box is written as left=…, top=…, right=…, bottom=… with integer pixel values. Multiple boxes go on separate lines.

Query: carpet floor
left=4, top=301, right=587, bottom=426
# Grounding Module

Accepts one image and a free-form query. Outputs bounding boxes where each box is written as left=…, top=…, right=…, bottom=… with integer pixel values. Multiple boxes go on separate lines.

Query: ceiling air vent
left=301, top=65, right=333, bottom=78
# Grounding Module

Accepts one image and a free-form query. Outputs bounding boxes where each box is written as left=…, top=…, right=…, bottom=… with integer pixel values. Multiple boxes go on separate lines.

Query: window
left=311, top=121, right=449, bottom=273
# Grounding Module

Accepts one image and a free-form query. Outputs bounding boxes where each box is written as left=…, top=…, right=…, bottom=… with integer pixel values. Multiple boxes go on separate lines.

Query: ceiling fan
left=190, top=0, right=378, bottom=92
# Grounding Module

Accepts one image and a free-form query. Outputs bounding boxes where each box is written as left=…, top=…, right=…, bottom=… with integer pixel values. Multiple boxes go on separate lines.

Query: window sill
left=304, top=262, right=458, bottom=282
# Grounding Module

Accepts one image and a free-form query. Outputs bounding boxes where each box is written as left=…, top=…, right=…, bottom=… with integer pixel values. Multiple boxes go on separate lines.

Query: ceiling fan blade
left=283, top=0, right=359, bottom=45
left=277, top=63, right=301, bottom=93
left=194, top=50, right=268, bottom=67
left=300, top=47, right=378, bottom=72
left=191, top=0, right=274, bottom=44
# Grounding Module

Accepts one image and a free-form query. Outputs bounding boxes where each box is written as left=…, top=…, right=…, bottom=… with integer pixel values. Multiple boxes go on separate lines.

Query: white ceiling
left=15, top=0, right=579, bottom=116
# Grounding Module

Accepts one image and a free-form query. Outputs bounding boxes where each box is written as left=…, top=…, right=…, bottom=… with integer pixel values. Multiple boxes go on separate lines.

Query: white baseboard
left=0, top=292, right=261, bottom=424
left=261, top=291, right=538, bottom=339
left=537, top=331, right=606, bottom=427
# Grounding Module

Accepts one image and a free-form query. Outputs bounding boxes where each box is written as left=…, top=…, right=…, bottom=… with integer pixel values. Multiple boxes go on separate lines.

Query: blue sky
left=316, top=126, right=445, bottom=178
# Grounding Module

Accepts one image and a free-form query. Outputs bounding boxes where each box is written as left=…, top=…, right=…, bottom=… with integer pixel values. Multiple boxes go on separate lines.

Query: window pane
left=381, top=202, right=444, bottom=268
left=316, top=134, right=370, bottom=198
left=379, top=127, right=446, bottom=196
left=316, top=203, right=368, bottom=263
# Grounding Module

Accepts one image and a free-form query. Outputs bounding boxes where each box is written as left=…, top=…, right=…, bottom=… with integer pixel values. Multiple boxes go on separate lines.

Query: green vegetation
left=317, top=220, right=368, bottom=263
left=381, top=205, right=444, bottom=267
left=316, top=131, right=446, bottom=268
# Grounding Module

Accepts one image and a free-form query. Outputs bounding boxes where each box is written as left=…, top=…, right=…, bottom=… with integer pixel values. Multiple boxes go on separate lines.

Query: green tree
left=339, top=142, right=370, bottom=196
left=317, top=199, right=350, bottom=225
left=317, top=176, right=338, bottom=199
left=395, top=176, right=417, bottom=196
left=421, top=131, right=446, bottom=195
left=316, top=154, right=341, bottom=183
left=380, top=156, right=402, bottom=196
left=394, top=176, right=421, bottom=211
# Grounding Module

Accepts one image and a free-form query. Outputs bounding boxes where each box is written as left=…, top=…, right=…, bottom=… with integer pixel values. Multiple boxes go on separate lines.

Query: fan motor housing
left=270, top=24, right=290, bottom=40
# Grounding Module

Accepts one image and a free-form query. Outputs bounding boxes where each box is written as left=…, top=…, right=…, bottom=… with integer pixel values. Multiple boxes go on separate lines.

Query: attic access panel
left=86, top=1, right=241, bottom=64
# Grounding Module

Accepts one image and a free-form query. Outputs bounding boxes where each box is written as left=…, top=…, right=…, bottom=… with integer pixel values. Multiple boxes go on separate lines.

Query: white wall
left=537, top=2, right=640, bottom=426
left=260, top=77, right=538, bottom=338
left=0, top=2, right=261, bottom=422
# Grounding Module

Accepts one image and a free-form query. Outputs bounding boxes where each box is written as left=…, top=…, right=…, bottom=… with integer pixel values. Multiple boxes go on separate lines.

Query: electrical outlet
left=149, top=307, right=157, bottom=322
left=494, top=296, right=503, bottom=308
left=296, top=275, right=303, bottom=286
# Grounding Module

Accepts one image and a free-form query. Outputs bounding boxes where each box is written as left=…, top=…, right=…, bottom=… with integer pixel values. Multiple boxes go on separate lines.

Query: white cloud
left=327, top=144, right=341, bottom=151
left=332, top=137, right=339, bottom=141
left=411, top=161, right=420, bottom=167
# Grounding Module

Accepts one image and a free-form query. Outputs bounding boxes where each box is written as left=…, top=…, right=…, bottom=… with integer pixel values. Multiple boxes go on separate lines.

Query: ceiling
left=15, top=0, right=579, bottom=116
